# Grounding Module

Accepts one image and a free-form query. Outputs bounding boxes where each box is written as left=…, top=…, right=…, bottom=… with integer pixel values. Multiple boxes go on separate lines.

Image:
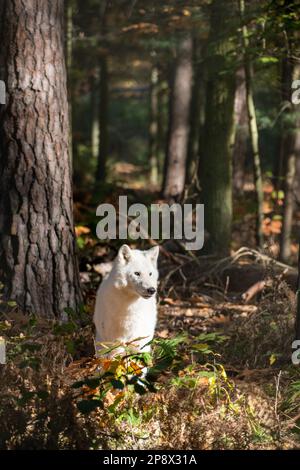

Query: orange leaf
left=75, top=225, right=91, bottom=236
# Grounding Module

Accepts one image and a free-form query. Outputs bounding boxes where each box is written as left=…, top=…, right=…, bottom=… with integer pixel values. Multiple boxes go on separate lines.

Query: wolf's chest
left=94, top=282, right=157, bottom=344
left=119, top=300, right=156, bottom=334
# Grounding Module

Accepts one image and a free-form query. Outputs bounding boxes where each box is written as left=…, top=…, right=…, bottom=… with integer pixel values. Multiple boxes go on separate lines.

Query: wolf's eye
left=134, top=272, right=141, bottom=276
left=149, top=272, right=152, bottom=276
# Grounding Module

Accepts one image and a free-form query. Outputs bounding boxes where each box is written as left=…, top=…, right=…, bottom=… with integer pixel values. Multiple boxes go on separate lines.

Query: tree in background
left=149, top=60, right=159, bottom=186
left=233, top=67, right=248, bottom=194
left=65, top=0, right=300, bottom=264
left=239, top=0, right=264, bottom=249
left=162, top=35, right=193, bottom=201
left=95, top=54, right=109, bottom=183
left=95, top=3, right=109, bottom=184
left=200, top=0, right=236, bottom=255
left=279, top=0, right=300, bottom=263
left=91, top=66, right=100, bottom=160
left=186, top=38, right=205, bottom=186
left=0, top=0, right=82, bottom=318
left=279, top=60, right=300, bottom=263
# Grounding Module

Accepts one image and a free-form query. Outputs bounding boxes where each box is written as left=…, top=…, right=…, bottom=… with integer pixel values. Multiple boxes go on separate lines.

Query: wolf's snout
left=147, top=287, right=156, bottom=295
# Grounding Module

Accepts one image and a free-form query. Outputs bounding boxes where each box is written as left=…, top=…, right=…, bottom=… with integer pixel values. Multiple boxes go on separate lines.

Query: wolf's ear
left=118, top=244, right=132, bottom=263
left=147, top=245, right=159, bottom=265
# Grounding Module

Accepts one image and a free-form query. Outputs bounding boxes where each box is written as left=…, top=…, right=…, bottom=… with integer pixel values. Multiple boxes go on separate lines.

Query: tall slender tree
left=200, top=0, right=236, bottom=255
left=233, top=67, right=248, bottom=194
left=186, top=39, right=205, bottom=185
left=95, top=2, right=109, bottom=184
left=279, top=64, right=300, bottom=262
left=91, top=67, right=100, bottom=160
left=162, top=35, right=193, bottom=200
left=149, top=62, right=159, bottom=186
left=239, top=0, right=264, bottom=248
left=276, top=0, right=300, bottom=262
left=95, top=55, right=109, bottom=183
left=0, top=0, right=82, bottom=317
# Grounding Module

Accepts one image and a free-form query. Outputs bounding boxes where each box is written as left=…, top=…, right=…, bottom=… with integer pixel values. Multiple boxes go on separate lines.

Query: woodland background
left=0, top=0, right=300, bottom=450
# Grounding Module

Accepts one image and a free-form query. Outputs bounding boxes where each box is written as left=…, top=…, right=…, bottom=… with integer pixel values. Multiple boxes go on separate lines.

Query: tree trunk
left=0, top=0, right=82, bottom=318
left=280, top=148, right=297, bottom=261
left=239, top=0, right=264, bottom=249
left=162, top=36, right=193, bottom=200
left=294, top=155, right=300, bottom=206
left=186, top=40, right=205, bottom=185
left=200, top=0, right=236, bottom=255
left=157, top=79, right=168, bottom=180
left=279, top=60, right=300, bottom=262
left=66, top=0, right=73, bottom=162
left=91, top=67, right=100, bottom=160
left=149, top=64, right=159, bottom=186
left=233, top=67, right=248, bottom=194
left=95, top=55, right=109, bottom=183
left=296, top=243, right=300, bottom=339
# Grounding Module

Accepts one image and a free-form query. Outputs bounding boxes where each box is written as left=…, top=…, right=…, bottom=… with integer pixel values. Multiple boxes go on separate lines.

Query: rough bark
left=200, top=0, right=236, bottom=255
left=233, top=67, right=248, bottom=194
left=0, top=0, right=82, bottom=318
left=162, top=36, right=193, bottom=200
left=66, top=0, right=73, bottom=162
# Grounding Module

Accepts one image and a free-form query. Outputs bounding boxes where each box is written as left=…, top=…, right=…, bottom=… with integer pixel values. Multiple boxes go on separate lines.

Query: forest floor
left=1, top=170, right=300, bottom=449
left=1, top=246, right=300, bottom=449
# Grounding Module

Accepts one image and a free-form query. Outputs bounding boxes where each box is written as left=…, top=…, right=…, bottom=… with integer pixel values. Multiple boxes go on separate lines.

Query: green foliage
left=73, top=331, right=230, bottom=418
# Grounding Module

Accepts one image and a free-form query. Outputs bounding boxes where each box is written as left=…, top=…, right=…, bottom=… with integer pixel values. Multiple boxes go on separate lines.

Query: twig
left=274, top=370, right=282, bottom=440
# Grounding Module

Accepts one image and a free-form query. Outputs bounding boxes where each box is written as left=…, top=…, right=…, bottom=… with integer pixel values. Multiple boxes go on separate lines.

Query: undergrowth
left=0, top=278, right=300, bottom=449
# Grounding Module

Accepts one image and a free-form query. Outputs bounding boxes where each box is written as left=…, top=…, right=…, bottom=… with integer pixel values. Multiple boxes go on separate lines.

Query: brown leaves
left=122, top=23, right=159, bottom=34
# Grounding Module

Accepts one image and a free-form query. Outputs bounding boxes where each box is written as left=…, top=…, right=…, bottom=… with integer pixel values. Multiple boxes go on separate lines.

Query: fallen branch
left=242, top=280, right=267, bottom=303
left=241, top=268, right=290, bottom=303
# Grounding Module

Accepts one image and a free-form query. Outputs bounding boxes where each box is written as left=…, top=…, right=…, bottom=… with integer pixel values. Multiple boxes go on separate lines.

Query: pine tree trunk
left=149, top=64, right=159, bottom=186
left=162, top=36, right=193, bottom=200
left=201, top=0, right=236, bottom=255
left=66, top=0, right=73, bottom=162
left=0, top=0, right=82, bottom=318
left=239, top=0, right=264, bottom=248
left=233, top=67, right=248, bottom=194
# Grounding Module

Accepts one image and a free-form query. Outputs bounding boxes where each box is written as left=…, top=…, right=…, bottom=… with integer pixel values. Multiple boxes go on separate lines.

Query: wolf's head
left=113, top=244, right=159, bottom=298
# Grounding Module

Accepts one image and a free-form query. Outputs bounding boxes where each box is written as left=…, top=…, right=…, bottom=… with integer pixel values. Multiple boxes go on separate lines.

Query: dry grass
left=1, top=254, right=300, bottom=450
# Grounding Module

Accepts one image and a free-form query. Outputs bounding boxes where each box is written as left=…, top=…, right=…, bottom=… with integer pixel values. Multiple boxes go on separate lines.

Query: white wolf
left=93, top=244, right=159, bottom=356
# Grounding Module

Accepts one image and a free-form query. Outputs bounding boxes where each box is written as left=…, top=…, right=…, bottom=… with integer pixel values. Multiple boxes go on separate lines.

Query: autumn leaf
left=75, top=225, right=91, bottom=236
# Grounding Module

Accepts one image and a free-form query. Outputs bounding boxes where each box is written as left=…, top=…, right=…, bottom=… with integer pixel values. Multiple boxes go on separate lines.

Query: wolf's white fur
left=93, top=244, right=159, bottom=355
